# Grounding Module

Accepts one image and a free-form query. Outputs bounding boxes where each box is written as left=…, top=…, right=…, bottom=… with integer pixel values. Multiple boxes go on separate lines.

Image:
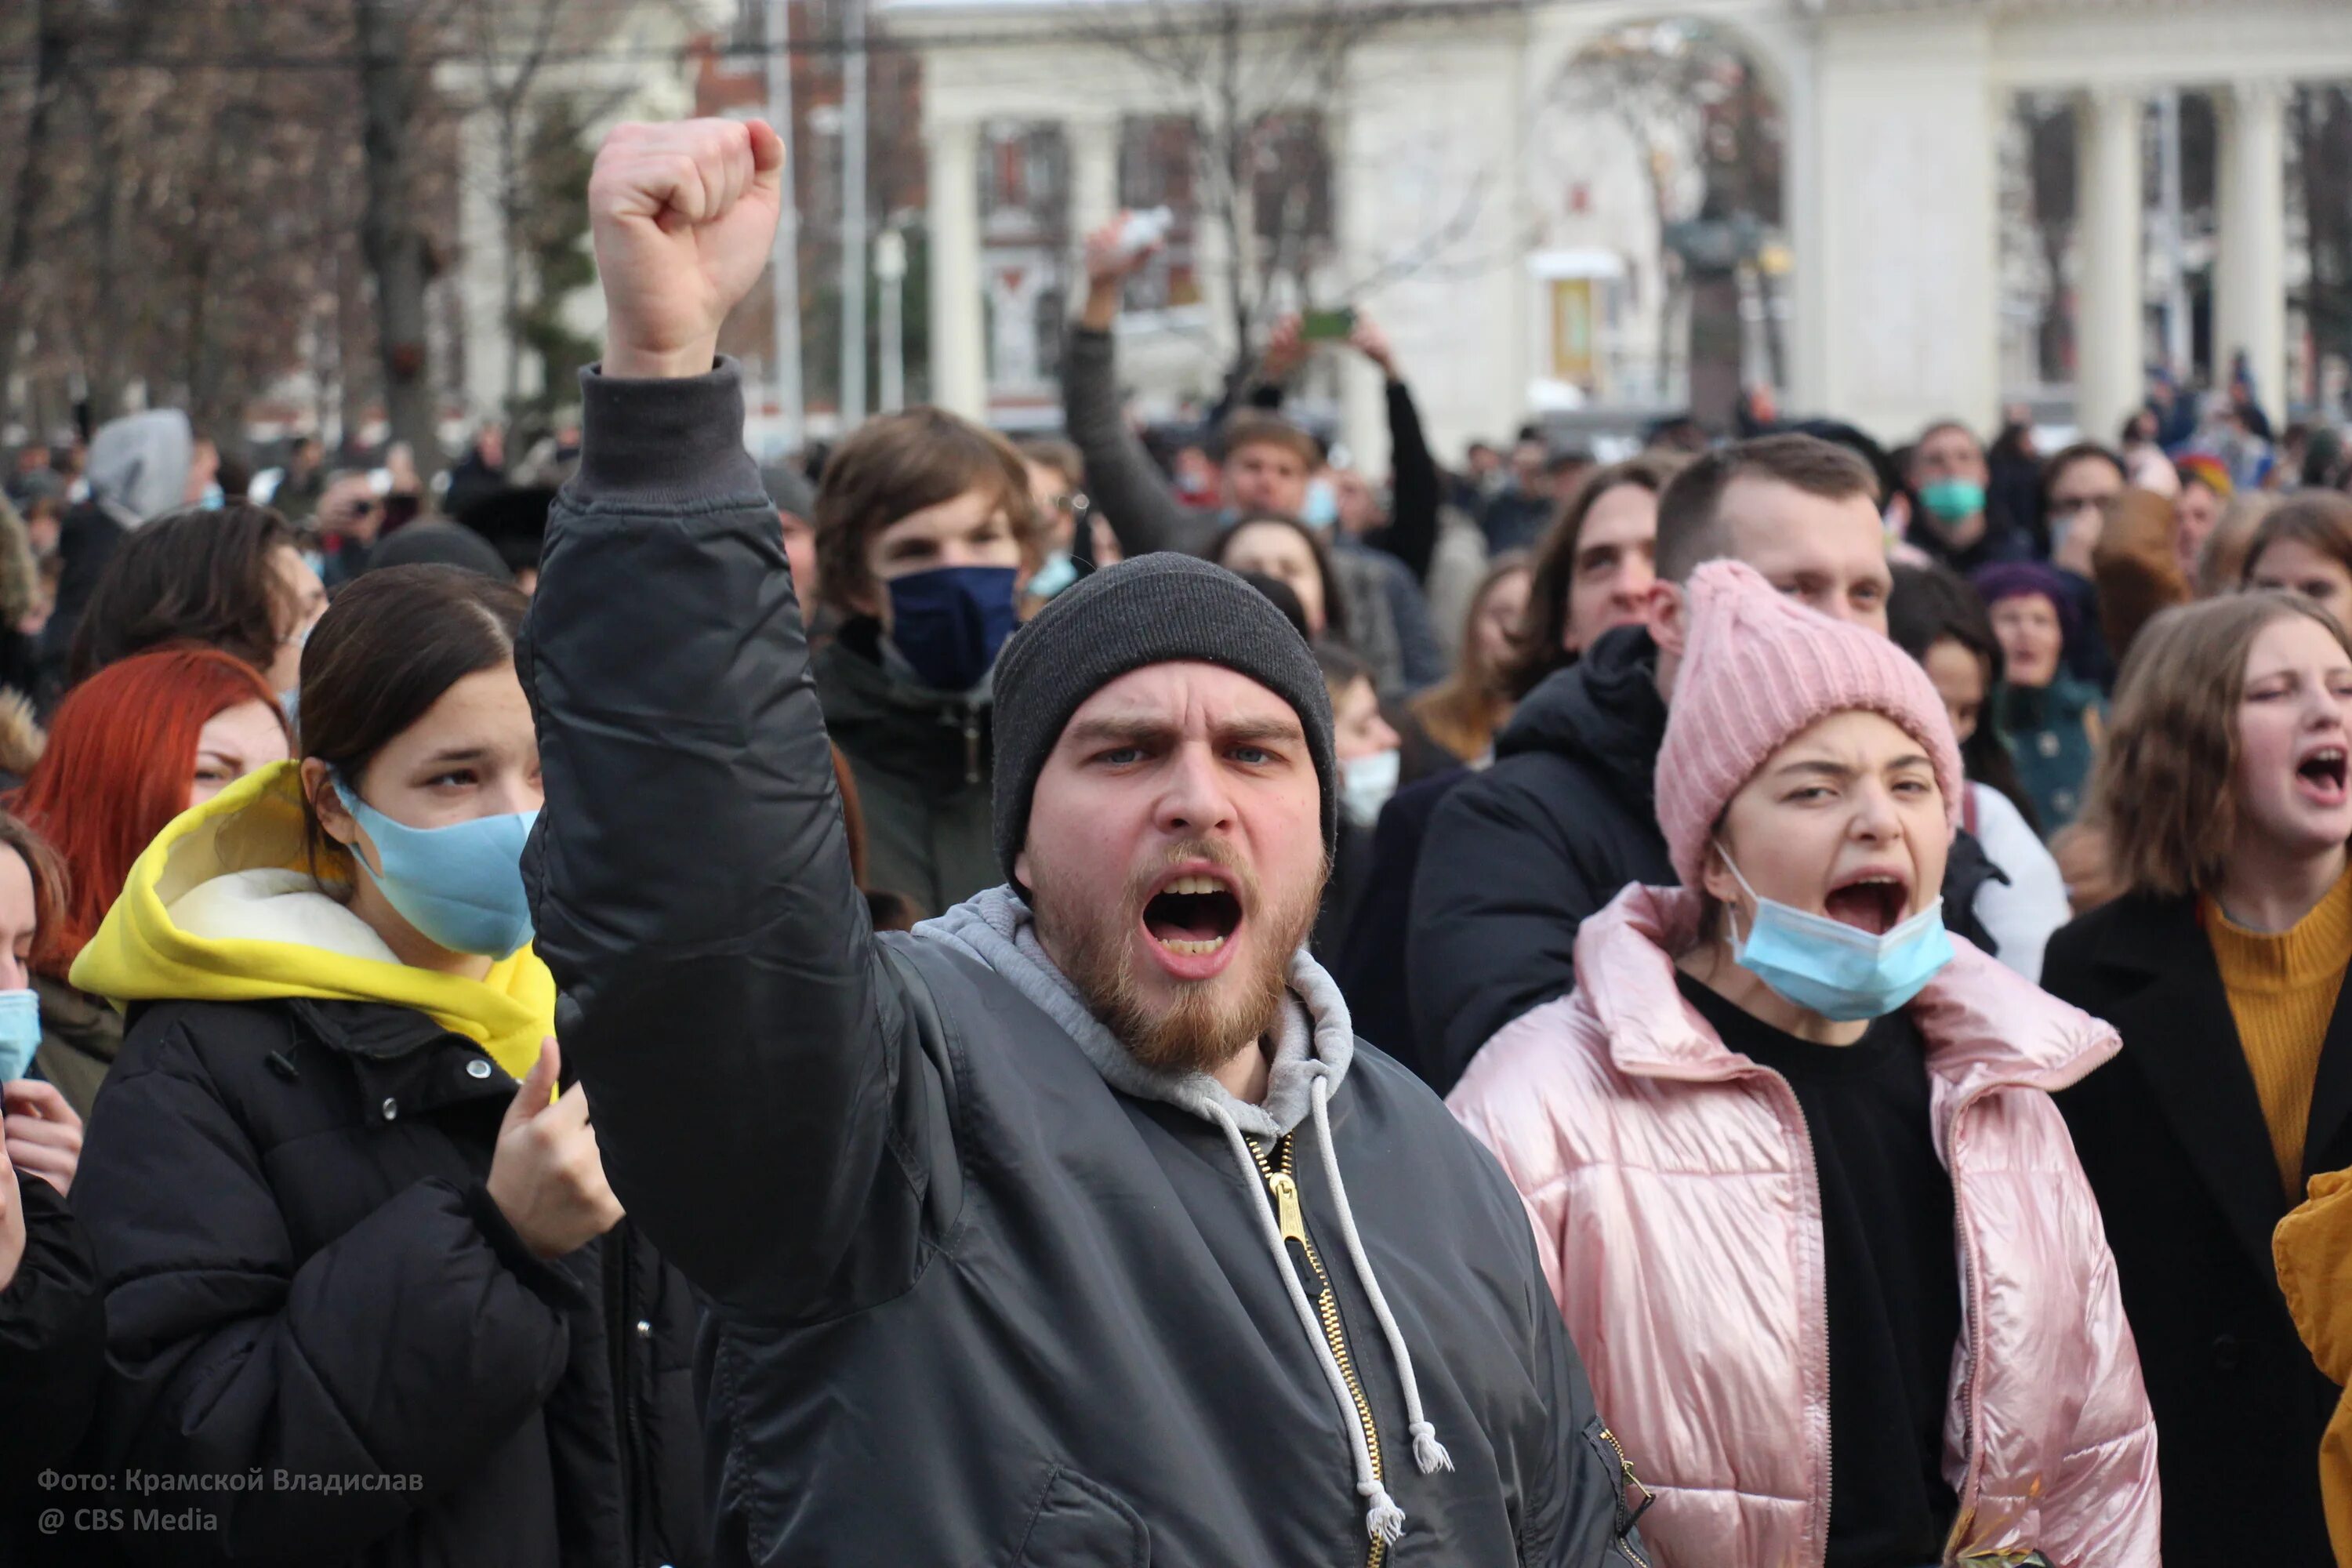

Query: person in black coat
left=1, top=811, right=104, bottom=1566
left=1408, top=437, right=2007, bottom=1091
left=2045, top=592, right=2352, bottom=1566
left=64, top=565, right=703, bottom=1568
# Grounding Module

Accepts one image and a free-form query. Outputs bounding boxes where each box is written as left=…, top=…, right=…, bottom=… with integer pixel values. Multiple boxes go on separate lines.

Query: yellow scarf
left=71, top=761, right=555, bottom=1081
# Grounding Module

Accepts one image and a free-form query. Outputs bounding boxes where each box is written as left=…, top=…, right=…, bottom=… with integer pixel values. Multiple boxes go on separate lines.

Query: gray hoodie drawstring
left=1308, top=1076, right=1455, bottom=1478
left=1212, top=1106, right=1408, bottom=1548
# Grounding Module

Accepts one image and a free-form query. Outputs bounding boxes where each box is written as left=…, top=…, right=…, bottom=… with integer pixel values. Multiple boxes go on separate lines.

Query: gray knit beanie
left=992, top=554, right=1337, bottom=888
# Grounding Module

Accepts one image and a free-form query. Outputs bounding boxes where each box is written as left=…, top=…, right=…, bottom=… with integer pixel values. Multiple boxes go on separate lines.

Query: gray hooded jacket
left=522, top=360, right=1647, bottom=1566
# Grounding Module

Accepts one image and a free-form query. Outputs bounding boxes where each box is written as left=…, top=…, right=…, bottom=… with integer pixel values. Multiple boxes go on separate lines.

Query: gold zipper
left=1255, top=1136, right=1387, bottom=1568
left=1595, top=1427, right=1655, bottom=1567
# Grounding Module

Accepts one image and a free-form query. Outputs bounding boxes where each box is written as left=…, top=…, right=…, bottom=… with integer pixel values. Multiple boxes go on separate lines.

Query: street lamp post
left=875, top=227, right=906, bottom=413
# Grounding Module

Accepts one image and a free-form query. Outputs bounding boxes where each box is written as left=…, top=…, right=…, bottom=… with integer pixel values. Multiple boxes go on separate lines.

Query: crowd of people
left=7, top=111, right=2352, bottom=1565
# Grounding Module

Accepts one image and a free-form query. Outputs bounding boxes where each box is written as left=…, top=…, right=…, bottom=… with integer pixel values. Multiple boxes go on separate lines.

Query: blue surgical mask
left=1918, top=477, right=1986, bottom=524
left=1719, top=850, right=1954, bottom=1022
left=0, top=989, right=38, bottom=1081
left=1301, top=477, right=1339, bottom=531
left=334, top=780, right=538, bottom=958
left=1026, top=549, right=1079, bottom=601
left=884, top=564, right=1019, bottom=694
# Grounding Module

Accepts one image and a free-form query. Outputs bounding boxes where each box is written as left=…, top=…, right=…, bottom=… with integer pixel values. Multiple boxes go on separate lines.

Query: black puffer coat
left=67, top=996, right=705, bottom=1567
left=522, top=361, right=1646, bottom=1568
left=3, top=1169, right=106, bottom=1565
left=1407, top=628, right=1678, bottom=1089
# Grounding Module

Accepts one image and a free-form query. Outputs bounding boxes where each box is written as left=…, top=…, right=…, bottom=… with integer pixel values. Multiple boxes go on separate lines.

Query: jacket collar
left=1573, top=884, right=2120, bottom=1095
left=285, top=998, right=518, bottom=1127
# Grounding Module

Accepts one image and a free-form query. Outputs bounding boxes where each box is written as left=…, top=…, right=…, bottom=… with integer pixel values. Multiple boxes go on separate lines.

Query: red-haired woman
left=11, top=648, right=289, bottom=1118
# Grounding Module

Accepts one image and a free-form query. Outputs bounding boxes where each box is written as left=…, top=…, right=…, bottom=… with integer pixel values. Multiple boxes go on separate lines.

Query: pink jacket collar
left=1573, top=884, right=2120, bottom=1097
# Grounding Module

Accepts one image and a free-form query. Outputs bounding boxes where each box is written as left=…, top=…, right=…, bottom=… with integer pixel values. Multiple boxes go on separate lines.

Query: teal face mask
left=1918, top=478, right=1987, bottom=524
left=335, top=780, right=538, bottom=959
left=1719, top=850, right=1955, bottom=1022
left=0, top=989, right=38, bottom=1081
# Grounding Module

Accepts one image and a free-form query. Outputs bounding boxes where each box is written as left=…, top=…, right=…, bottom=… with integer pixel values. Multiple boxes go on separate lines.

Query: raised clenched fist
left=589, top=118, right=786, bottom=380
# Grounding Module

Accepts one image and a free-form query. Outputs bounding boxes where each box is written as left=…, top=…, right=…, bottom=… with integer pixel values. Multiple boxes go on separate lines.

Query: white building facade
left=887, top=0, right=2352, bottom=464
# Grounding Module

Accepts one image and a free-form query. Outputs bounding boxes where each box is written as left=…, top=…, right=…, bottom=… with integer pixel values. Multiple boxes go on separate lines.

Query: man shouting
left=524, top=117, right=1642, bottom=1566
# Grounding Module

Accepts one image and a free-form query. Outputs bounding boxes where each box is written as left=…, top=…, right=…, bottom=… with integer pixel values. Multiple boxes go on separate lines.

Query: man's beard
left=1033, top=837, right=1325, bottom=1077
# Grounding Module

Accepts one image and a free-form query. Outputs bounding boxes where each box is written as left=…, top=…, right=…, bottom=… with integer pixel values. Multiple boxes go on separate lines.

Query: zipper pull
left=1265, top=1171, right=1326, bottom=1298
left=1268, top=1171, right=1307, bottom=1243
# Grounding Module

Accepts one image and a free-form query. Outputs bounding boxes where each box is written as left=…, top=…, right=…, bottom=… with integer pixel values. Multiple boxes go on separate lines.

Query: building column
left=925, top=116, right=986, bottom=419
left=1067, top=114, right=1120, bottom=247
left=1780, top=47, right=1828, bottom=416
left=2074, top=85, right=2145, bottom=446
left=2215, top=78, right=2288, bottom=416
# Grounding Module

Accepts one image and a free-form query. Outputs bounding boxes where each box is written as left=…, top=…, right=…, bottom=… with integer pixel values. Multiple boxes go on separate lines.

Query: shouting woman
left=1452, top=561, right=2158, bottom=1567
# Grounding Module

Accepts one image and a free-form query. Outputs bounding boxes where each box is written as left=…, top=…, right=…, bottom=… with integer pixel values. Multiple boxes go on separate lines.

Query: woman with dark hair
left=1500, top=453, right=1682, bottom=701
left=64, top=564, right=703, bottom=1567
left=2046, top=593, right=2352, bottom=1565
left=9, top=647, right=289, bottom=1119
left=1886, top=564, right=2071, bottom=980
left=1211, top=513, right=1351, bottom=645
left=66, top=501, right=328, bottom=695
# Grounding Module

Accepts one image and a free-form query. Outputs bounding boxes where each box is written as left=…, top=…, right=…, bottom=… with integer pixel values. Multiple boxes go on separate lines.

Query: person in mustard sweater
left=61, top=564, right=706, bottom=1568
left=2045, top=590, right=2352, bottom=1565
left=2278, top=1167, right=2352, bottom=1566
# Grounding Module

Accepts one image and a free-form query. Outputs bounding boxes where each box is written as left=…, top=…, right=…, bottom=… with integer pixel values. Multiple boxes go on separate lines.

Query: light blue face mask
left=1027, top=549, right=1079, bottom=601
left=0, top=989, right=38, bottom=1081
left=335, top=780, right=538, bottom=959
left=1301, top=477, right=1339, bottom=530
left=1719, top=850, right=1955, bottom=1022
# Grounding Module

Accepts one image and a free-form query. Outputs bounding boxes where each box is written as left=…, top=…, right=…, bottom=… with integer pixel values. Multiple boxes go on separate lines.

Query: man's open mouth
left=2297, top=745, right=2349, bottom=807
left=1143, top=871, right=1245, bottom=957
left=1822, top=870, right=1911, bottom=936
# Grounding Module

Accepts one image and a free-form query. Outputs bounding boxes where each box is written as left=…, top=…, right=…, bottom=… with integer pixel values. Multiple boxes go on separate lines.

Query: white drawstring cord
left=1308, top=1075, right=1455, bottom=1476
left=1212, top=1105, right=1408, bottom=1548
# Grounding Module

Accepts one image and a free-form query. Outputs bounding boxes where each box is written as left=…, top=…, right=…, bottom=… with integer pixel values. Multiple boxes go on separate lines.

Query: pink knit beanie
left=1654, top=560, right=1964, bottom=890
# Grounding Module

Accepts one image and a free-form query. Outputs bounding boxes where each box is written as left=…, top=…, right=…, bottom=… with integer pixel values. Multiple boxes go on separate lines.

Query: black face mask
left=884, top=565, right=1020, bottom=692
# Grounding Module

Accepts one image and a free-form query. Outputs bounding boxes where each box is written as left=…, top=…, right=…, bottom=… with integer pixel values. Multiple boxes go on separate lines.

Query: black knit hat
left=992, top=554, right=1336, bottom=887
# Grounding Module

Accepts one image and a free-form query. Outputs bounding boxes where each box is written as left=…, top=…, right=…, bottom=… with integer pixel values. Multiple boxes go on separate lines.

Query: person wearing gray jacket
left=523, top=118, right=1649, bottom=1568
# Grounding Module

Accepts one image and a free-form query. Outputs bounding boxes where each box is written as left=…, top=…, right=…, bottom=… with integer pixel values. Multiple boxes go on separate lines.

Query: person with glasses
left=1016, top=436, right=1117, bottom=611
left=2041, top=442, right=2128, bottom=690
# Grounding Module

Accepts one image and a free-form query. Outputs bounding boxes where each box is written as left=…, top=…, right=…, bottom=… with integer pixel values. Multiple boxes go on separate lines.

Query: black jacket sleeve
left=1366, top=379, right=1441, bottom=583
left=1406, top=771, right=1591, bottom=1092
left=69, top=1038, right=579, bottom=1562
left=0, top=1170, right=103, bottom=1493
left=1061, top=326, right=1217, bottom=558
left=523, top=360, right=939, bottom=1318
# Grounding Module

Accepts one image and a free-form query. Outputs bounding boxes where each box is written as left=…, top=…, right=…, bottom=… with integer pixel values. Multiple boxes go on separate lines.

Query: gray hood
left=916, top=883, right=1355, bottom=1140
left=86, top=409, right=193, bottom=524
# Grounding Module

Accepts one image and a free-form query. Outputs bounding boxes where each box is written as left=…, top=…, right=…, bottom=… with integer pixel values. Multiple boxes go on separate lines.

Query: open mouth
left=1142, top=870, right=1245, bottom=960
left=1822, top=872, right=1911, bottom=937
left=2298, top=746, right=2349, bottom=805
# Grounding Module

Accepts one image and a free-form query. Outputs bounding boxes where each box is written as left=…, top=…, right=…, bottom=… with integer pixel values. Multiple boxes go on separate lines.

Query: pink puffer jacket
left=1450, top=884, right=2159, bottom=1568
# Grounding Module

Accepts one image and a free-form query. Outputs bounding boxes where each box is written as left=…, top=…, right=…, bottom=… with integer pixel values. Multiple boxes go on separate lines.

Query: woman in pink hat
left=1449, top=560, right=2158, bottom=1568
